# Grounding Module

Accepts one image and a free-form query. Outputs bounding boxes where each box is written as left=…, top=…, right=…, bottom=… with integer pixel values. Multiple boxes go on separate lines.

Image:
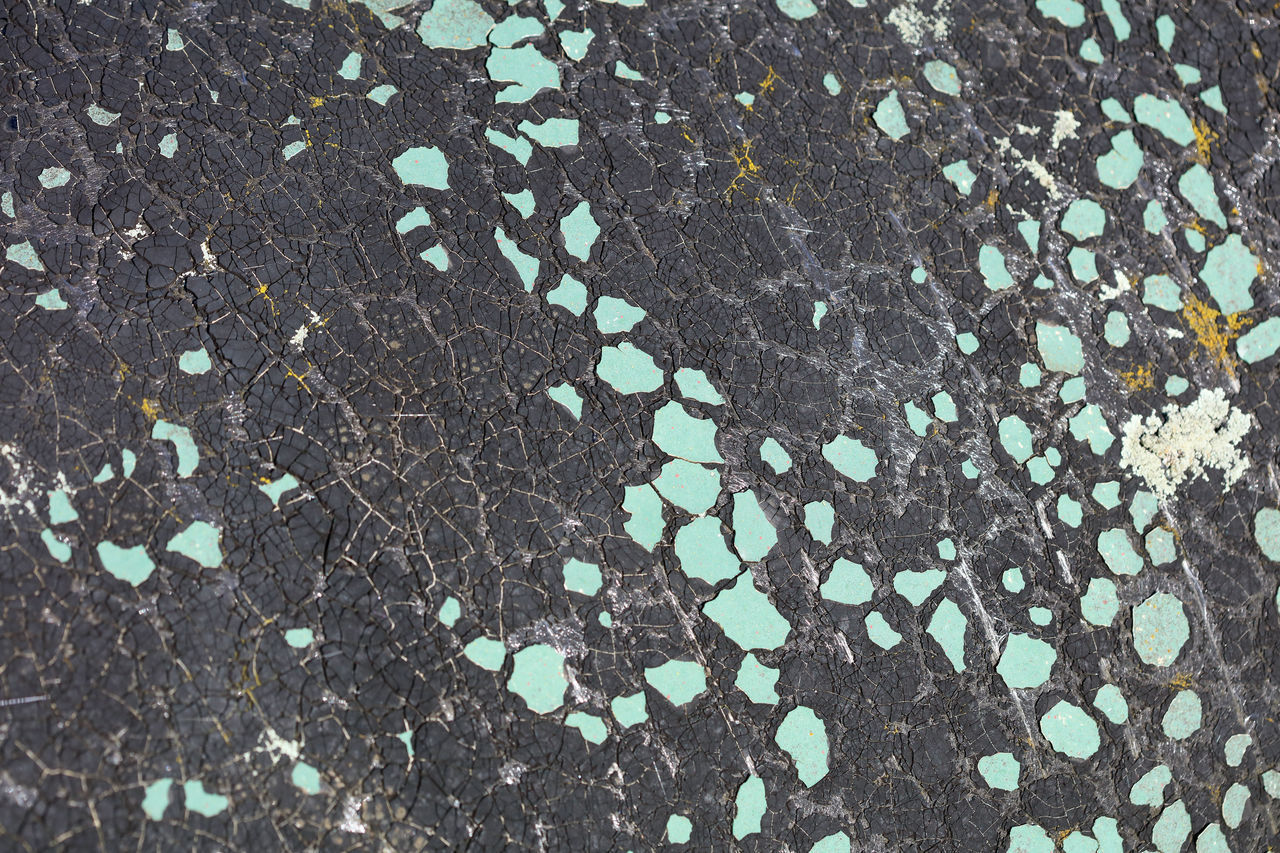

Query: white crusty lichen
left=1119, top=388, right=1252, bottom=502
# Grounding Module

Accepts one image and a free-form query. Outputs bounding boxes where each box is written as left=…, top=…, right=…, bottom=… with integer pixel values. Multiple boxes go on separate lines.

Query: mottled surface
left=2, top=0, right=1279, bottom=850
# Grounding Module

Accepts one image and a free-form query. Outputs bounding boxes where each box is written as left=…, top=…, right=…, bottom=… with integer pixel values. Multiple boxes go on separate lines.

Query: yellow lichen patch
left=725, top=139, right=761, bottom=200
left=1119, top=363, right=1154, bottom=390
left=1169, top=672, right=1194, bottom=689
left=309, top=96, right=325, bottom=108
left=1192, top=118, right=1217, bottom=165
left=758, top=67, right=779, bottom=94
left=1182, top=294, right=1251, bottom=370
left=140, top=398, right=161, bottom=420
left=983, top=188, right=999, bottom=209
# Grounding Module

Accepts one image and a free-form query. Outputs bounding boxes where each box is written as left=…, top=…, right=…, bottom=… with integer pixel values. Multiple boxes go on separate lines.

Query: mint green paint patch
left=122, top=449, right=137, bottom=477
left=804, top=500, right=834, bottom=544
left=775, top=705, right=828, bottom=786
left=732, top=775, right=766, bottom=839
left=1162, top=689, right=1201, bottom=739
left=704, top=573, right=791, bottom=650
left=735, top=92, right=755, bottom=107
left=893, top=569, right=943, bottom=607
left=666, top=814, right=692, bottom=844
left=936, top=537, right=956, bottom=560
left=1097, top=528, right=1141, bottom=575
left=822, top=73, right=841, bottom=95
left=1067, top=246, right=1097, bottom=283
left=97, top=541, right=155, bottom=586
left=599, top=611, right=611, bottom=627
left=811, top=832, right=852, bottom=853
left=1133, top=592, right=1189, bottom=666
left=485, top=127, right=532, bottom=166
left=1093, top=683, right=1128, bottom=723
left=735, top=653, right=779, bottom=704
left=489, top=14, right=543, bottom=47
left=931, top=391, right=957, bottom=422
left=289, top=761, right=322, bottom=795
left=367, top=84, right=398, bottom=105
left=153, top=419, right=198, bottom=476
left=644, top=659, right=706, bottom=706
left=998, top=415, right=1033, bottom=464
left=997, top=633, right=1056, bottom=689
left=1, top=192, right=11, bottom=217
left=674, top=367, right=723, bottom=404
left=1100, top=0, right=1129, bottom=39
left=560, top=202, right=599, bottom=261
left=1131, top=764, right=1172, bottom=805
left=1142, top=274, right=1181, bottom=311
left=438, top=596, right=461, bottom=627
left=1179, top=164, right=1226, bottom=227
left=1097, top=130, right=1143, bottom=189
left=518, top=117, right=579, bottom=148
left=464, top=636, right=506, bottom=670
left=732, top=491, right=777, bottom=561
left=1060, top=376, right=1086, bottom=404
left=822, top=435, right=877, bottom=481
left=1061, top=831, right=1098, bottom=853
left=166, top=521, right=222, bottom=568
left=566, top=712, right=607, bottom=744
left=956, top=331, right=979, bottom=353
left=615, top=61, right=642, bottom=80
left=978, top=244, right=1013, bottom=290
left=183, top=780, right=228, bottom=817
left=810, top=299, right=828, bottom=329
left=48, top=489, right=77, bottom=525
left=1057, top=494, right=1083, bottom=527
left=41, top=529, right=71, bottom=562
left=1079, top=38, right=1103, bottom=63
left=873, top=91, right=909, bottom=140
left=961, top=459, right=979, bottom=479
left=1002, top=567, right=1025, bottom=593
left=864, top=611, right=901, bottom=649
left=546, top=274, right=586, bottom=314
left=1081, top=578, right=1118, bottom=626
left=559, top=29, right=593, bottom=60
left=416, top=0, right=494, bottom=49
left=503, top=190, right=535, bottom=218
left=904, top=401, right=930, bottom=436
left=760, top=437, right=791, bottom=473
left=281, top=140, right=306, bottom=161
left=39, top=167, right=70, bottom=188
left=1027, top=456, right=1055, bottom=485
left=260, top=473, right=299, bottom=506
left=488, top=44, right=559, bottom=103
left=1195, top=822, right=1230, bottom=853
left=1145, top=527, right=1176, bottom=565
left=1100, top=97, right=1130, bottom=122
left=776, top=0, right=817, bottom=20
left=1140, top=202, right=1167, bottom=237
left=977, top=752, right=1020, bottom=790
left=1261, top=769, right=1279, bottom=797
left=1222, top=783, right=1249, bottom=828
left=1174, top=63, right=1201, bottom=86
left=142, top=778, right=173, bottom=820
left=337, top=52, right=361, bottom=80
left=1134, top=94, right=1195, bottom=146
left=7, top=240, right=44, bottom=271
left=1061, top=198, right=1105, bottom=240
left=652, top=459, right=720, bottom=514
left=943, top=161, right=976, bottom=196
left=1017, top=362, right=1042, bottom=389
left=1006, top=824, right=1054, bottom=853
left=1184, top=227, right=1205, bottom=252
left=396, top=206, right=432, bottom=234
left=923, top=60, right=960, bottom=95
left=1040, top=700, right=1100, bottom=758
left=178, top=348, right=212, bottom=375
left=1035, top=321, right=1082, bottom=373
left=1224, top=733, right=1252, bottom=766
left=87, top=104, right=121, bottom=125
left=1153, top=800, right=1190, bottom=852
left=159, top=133, right=178, bottom=157
left=611, top=691, right=648, bottom=726
left=547, top=383, right=582, bottom=419
left=1033, top=274, right=1053, bottom=290
left=927, top=598, right=967, bottom=671
left=674, top=516, right=739, bottom=584
left=1035, top=0, right=1084, bottom=26
left=595, top=295, right=646, bottom=335
left=392, top=146, right=449, bottom=189
left=654, top=110, right=671, bottom=123
left=508, top=644, right=567, bottom=713
left=495, top=227, right=537, bottom=290
left=1069, top=405, right=1114, bottom=455
left=1165, top=375, right=1188, bottom=396
left=1029, top=607, right=1052, bottom=626
left=1238, top=317, right=1280, bottom=363
left=1200, top=86, right=1226, bottom=114
left=623, top=484, right=663, bottom=550
left=597, top=343, right=662, bottom=393
left=421, top=245, right=449, bottom=270
left=284, top=627, right=314, bottom=648
left=1103, top=310, right=1130, bottom=347
left=563, top=558, right=601, bottom=595
left=911, top=266, right=926, bottom=283
left=823, top=558, right=874, bottom=605
left=1155, top=13, right=1174, bottom=49
left=1256, top=507, right=1280, bottom=560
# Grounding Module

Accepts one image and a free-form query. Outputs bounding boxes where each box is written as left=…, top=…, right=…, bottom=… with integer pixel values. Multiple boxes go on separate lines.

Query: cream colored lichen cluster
left=1119, top=388, right=1252, bottom=501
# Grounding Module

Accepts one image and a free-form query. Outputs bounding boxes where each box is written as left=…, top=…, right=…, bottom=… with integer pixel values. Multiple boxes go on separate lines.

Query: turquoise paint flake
left=1200, top=85, right=1226, bottom=114
left=87, top=104, right=121, bottom=125
left=485, top=127, right=532, bottom=166
left=704, top=573, right=791, bottom=651
left=1068, top=405, right=1113, bottom=455
left=735, top=92, right=755, bottom=107
left=1093, top=683, right=1128, bottom=723
left=654, top=110, right=671, bottom=123
left=615, top=61, right=642, bottom=80
left=495, top=227, right=537, bottom=289
left=674, top=516, right=739, bottom=584
left=503, top=190, right=534, bottom=218
left=956, top=331, right=979, bottom=353
left=977, top=752, right=1020, bottom=790
left=488, top=14, right=543, bottom=47
left=1199, top=233, right=1258, bottom=314
left=594, top=295, right=646, bottom=334
left=651, top=459, right=720, bottom=513
left=822, top=435, right=877, bottom=481
left=282, top=140, right=306, bottom=160
left=562, top=558, right=601, bottom=595
left=1097, top=528, right=1141, bottom=575
left=1019, top=363, right=1041, bottom=387
left=560, top=201, right=599, bottom=261
left=1258, top=507, right=1280, bottom=560
left=546, top=275, right=586, bottom=314
left=776, top=0, right=817, bottom=19
left=644, top=659, right=706, bottom=706
left=893, top=569, right=944, bottom=606
left=1103, top=310, right=1130, bottom=347
left=291, top=762, right=322, bottom=795
left=152, top=420, right=200, bottom=475
left=1222, top=783, right=1249, bottom=828
left=732, top=775, right=766, bottom=839
left=1131, top=764, right=1172, bottom=805
left=923, top=60, right=960, bottom=95
left=1196, top=823, right=1230, bottom=853
left=142, top=778, right=173, bottom=821
left=122, top=449, right=137, bottom=477
left=931, top=390, right=957, bottom=422
left=623, top=484, right=663, bottom=550
left=804, top=500, right=834, bottom=544
left=508, top=644, right=567, bottom=713
left=732, top=490, right=777, bottom=561
left=735, top=652, right=779, bottom=704
left=597, top=343, right=662, bottom=393
left=1057, top=494, right=1083, bottom=527
left=464, top=636, right=506, bottom=670
left=284, top=627, right=314, bottom=648
left=1030, top=607, right=1052, bottom=626
left=1002, top=567, right=1025, bottom=593
left=1079, top=38, right=1103, bottom=63
left=178, top=348, right=212, bottom=374
left=1061, top=831, right=1097, bottom=853
left=39, top=167, right=70, bottom=188
left=47, top=489, right=77, bottom=524
left=978, top=244, right=1013, bottom=290
left=872, top=90, right=909, bottom=140
left=1134, top=94, right=1195, bottom=146
left=1080, top=577, right=1118, bottom=626
left=166, top=521, right=222, bottom=568
left=1133, top=592, right=1189, bottom=666
left=1040, top=700, right=1100, bottom=759
left=518, top=117, right=579, bottom=148
left=1017, top=219, right=1042, bottom=254
left=812, top=300, right=828, bottom=328
left=998, top=415, right=1033, bottom=464
left=421, top=245, right=449, bottom=270
left=1145, top=527, right=1176, bottom=565
left=1184, top=228, right=1205, bottom=252
left=824, top=559, right=874, bottom=605
left=337, top=52, right=361, bottom=80
left=559, top=29, right=593, bottom=60
left=775, top=705, right=828, bottom=786
left=1061, top=198, right=1105, bottom=240
left=1142, top=274, right=1181, bottom=311
left=1100, top=0, right=1129, bottom=39
left=961, top=459, right=979, bottom=479
left=488, top=44, right=560, bottom=103
left=666, top=814, right=692, bottom=844
left=1238, top=317, right=1280, bottom=364
left=367, top=84, right=398, bottom=105
left=1006, top=825, right=1054, bottom=853
left=1035, top=0, right=1084, bottom=26
left=97, top=541, right=155, bottom=586
left=392, top=146, right=449, bottom=189
left=674, top=367, right=723, bottom=404
left=7, top=240, right=44, bottom=271
left=1174, top=64, right=1201, bottom=85
left=927, top=598, right=967, bottom=671
left=438, top=597, right=461, bottom=627
left=260, top=473, right=299, bottom=506
left=182, top=780, right=229, bottom=817
left=395, top=206, right=432, bottom=234
left=904, top=401, right=930, bottom=436
left=1225, top=734, right=1253, bottom=767
left=1152, top=800, right=1191, bottom=852
left=1035, top=321, right=1082, bottom=373
left=1100, top=98, right=1130, bottom=123
left=566, top=712, right=607, bottom=744
left=41, top=529, right=71, bottom=562
left=611, top=691, right=648, bottom=726
left=1165, top=375, right=1189, bottom=396
left=1067, top=246, right=1097, bottom=283
left=159, top=133, right=178, bottom=158
left=1096, top=130, right=1143, bottom=189
left=822, top=73, right=840, bottom=95
left=759, top=437, right=791, bottom=473
left=864, top=611, right=902, bottom=649
left=1178, top=164, right=1226, bottom=227
left=416, top=0, right=495, bottom=50
left=997, top=633, right=1056, bottom=689
left=943, top=161, right=976, bottom=196
left=936, top=537, right=956, bottom=560
left=547, top=383, right=582, bottom=419
left=1161, top=689, right=1201, bottom=739
left=1155, top=14, right=1174, bottom=50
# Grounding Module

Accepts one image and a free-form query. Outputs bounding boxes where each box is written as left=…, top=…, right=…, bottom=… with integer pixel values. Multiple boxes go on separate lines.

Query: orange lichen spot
left=759, top=66, right=779, bottom=94
left=1119, top=363, right=1154, bottom=390
left=1182, top=294, right=1251, bottom=370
